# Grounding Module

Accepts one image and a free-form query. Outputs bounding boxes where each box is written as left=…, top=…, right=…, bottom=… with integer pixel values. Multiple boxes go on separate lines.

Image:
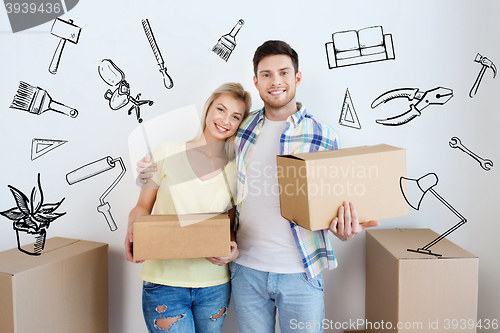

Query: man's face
left=253, top=54, right=301, bottom=110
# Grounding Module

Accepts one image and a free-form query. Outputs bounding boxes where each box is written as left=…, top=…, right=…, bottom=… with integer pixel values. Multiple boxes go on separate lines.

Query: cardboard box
left=276, top=144, right=408, bottom=230
left=366, top=229, right=478, bottom=333
left=133, top=213, right=231, bottom=261
left=0, top=237, right=109, bottom=333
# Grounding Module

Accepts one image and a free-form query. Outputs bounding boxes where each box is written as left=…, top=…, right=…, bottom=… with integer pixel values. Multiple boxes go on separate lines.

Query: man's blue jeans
left=231, top=262, right=325, bottom=333
left=142, top=281, right=230, bottom=332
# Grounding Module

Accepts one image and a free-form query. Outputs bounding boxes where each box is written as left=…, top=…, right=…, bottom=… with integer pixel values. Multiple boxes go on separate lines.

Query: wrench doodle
left=449, top=137, right=493, bottom=171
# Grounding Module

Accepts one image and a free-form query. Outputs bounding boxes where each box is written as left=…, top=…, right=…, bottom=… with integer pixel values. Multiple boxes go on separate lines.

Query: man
left=137, top=40, right=379, bottom=333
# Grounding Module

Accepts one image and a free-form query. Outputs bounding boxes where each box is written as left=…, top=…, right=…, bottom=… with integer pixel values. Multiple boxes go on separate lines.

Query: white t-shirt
left=236, top=117, right=305, bottom=273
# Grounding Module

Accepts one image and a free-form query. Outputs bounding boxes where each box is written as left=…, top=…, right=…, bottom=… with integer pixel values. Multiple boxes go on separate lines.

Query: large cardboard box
left=0, top=237, right=109, bottom=333
left=133, top=213, right=231, bottom=261
left=277, top=144, right=408, bottom=230
left=366, top=229, right=478, bottom=333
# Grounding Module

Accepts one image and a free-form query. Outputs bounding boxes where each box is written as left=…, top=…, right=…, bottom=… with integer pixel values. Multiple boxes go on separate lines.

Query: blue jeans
left=231, top=263, right=325, bottom=333
left=142, top=281, right=230, bottom=333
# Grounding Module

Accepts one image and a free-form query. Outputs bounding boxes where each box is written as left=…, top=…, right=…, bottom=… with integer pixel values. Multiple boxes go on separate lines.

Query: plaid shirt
left=234, top=103, right=340, bottom=279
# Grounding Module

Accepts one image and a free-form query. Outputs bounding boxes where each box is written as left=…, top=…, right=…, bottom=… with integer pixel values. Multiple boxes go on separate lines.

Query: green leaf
left=8, top=185, right=31, bottom=215
left=0, top=207, right=26, bottom=221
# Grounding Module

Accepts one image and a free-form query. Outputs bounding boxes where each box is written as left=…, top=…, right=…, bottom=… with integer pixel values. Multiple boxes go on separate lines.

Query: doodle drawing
left=31, top=138, right=68, bottom=161
left=449, top=137, right=493, bottom=171
left=212, top=19, right=245, bottom=62
left=400, top=173, right=466, bottom=257
left=66, top=156, right=126, bottom=232
left=141, top=19, right=174, bottom=89
left=10, top=81, right=78, bottom=118
left=48, top=18, right=82, bottom=75
left=371, top=87, right=453, bottom=126
left=338, top=88, right=361, bottom=129
left=0, top=173, right=66, bottom=256
left=98, top=59, right=153, bottom=123
left=469, top=53, right=496, bottom=98
left=325, top=25, right=394, bottom=69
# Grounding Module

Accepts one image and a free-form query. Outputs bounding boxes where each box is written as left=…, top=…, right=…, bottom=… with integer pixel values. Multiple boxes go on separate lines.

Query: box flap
left=279, top=144, right=403, bottom=161
left=0, top=237, right=108, bottom=275
left=367, top=228, right=476, bottom=259
left=135, top=213, right=228, bottom=225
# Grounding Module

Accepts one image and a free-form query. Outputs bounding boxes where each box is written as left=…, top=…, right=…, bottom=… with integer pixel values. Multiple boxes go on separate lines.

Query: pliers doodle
left=371, top=87, right=453, bottom=126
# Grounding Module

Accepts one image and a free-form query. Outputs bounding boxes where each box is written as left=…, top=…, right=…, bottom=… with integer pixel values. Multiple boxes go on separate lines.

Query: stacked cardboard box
left=0, top=237, right=109, bottom=333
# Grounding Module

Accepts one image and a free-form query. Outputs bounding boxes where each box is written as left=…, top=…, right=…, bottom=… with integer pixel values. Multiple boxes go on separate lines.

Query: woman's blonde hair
left=200, top=82, right=252, bottom=159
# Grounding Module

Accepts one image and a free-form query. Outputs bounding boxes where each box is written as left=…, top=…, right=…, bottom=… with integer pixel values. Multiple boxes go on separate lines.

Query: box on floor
left=0, top=237, right=109, bottom=333
left=366, top=228, right=478, bottom=333
left=277, top=144, right=408, bottom=230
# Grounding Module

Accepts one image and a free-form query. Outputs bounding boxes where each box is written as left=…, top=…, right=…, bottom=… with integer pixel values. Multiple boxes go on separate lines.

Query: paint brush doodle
left=449, top=137, right=493, bottom=171
left=10, top=81, right=78, bottom=118
left=141, top=19, right=174, bottom=89
left=469, top=53, right=496, bottom=98
left=48, top=18, right=82, bottom=74
left=98, top=59, right=153, bottom=123
left=212, top=19, right=245, bottom=62
left=31, top=138, right=67, bottom=161
left=371, top=87, right=453, bottom=126
left=66, top=156, right=126, bottom=232
left=325, top=25, right=395, bottom=69
left=0, top=173, right=66, bottom=256
left=339, top=88, right=361, bottom=129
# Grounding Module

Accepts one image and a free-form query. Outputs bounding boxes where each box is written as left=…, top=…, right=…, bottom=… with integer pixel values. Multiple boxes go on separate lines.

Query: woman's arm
left=125, top=183, right=159, bottom=263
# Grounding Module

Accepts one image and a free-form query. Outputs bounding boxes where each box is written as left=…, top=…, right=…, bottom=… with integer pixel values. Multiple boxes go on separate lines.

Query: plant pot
left=16, top=229, right=46, bottom=256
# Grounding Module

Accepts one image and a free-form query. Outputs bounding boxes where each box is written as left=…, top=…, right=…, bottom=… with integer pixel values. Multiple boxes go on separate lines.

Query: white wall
left=0, top=1, right=499, bottom=332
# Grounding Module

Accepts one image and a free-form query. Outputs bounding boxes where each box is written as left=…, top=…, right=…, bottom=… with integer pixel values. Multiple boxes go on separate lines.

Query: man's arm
left=329, top=201, right=379, bottom=241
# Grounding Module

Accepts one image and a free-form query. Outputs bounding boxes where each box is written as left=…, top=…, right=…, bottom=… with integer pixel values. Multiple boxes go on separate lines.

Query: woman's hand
left=137, top=153, right=157, bottom=184
left=206, top=241, right=239, bottom=266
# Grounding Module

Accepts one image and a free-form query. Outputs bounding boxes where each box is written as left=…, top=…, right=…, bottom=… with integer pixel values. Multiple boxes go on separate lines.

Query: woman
left=125, top=82, right=251, bottom=332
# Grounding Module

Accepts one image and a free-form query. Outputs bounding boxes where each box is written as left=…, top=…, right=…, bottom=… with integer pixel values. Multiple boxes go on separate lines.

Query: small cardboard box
left=0, top=237, right=109, bottom=333
left=133, top=213, right=231, bottom=261
left=276, top=144, right=408, bottom=230
left=366, top=229, right=478, bottom=333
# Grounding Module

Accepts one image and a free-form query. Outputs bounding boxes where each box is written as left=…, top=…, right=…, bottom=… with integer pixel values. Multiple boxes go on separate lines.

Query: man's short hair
left=253, top=40, right=299, bottom=76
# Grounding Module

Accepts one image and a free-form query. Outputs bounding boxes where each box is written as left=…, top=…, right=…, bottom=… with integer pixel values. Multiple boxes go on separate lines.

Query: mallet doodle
left=0, top=173, right=66, bottom=256
left=66, top=156, right=126, bottom=232
left=98, top=59, right=154, bottom=123
left=48, top=18, right=82, bottom=75
left=371, top=87, right=453, bottom=126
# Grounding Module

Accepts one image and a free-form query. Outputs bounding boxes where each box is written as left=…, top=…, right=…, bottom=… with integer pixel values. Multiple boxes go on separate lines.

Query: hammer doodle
left=212, top=19, right=245, bottom=62
left=469, top=53, right=496, bottom=98
left=371, top=87, right=453, bottom=126
left=48, top=18, right=81, bottom=74
left=0, top=173, right=66, bottom=256
left=66, top=156, right=126, bottom=232
left=141, top=19, right=174, bottom=89
left=98, top=59, right=154, bottom=123
left=325, top=25, right=395, bottom=69
left=10, top=81, right=78, bottom=118
left=449, top=137, right=493, bottom=171
left=31, top=138, right=68, bottom=161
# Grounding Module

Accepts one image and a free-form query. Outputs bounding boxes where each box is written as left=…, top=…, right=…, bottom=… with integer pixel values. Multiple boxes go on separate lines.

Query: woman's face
left=204, top=94, right=245, bottom=142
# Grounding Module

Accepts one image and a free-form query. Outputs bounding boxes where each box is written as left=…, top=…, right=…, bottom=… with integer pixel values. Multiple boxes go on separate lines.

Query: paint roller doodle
left=98, top=59, right=154, bottom=123
left=48, top=18, right=82, bottom=74
left=66, top=156, right=126, bottom=231
left=141, top=19, right=174, bottom=89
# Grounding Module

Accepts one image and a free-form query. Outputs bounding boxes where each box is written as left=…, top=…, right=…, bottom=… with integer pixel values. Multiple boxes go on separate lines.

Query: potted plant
left=0, top=173, right=66, bottom=255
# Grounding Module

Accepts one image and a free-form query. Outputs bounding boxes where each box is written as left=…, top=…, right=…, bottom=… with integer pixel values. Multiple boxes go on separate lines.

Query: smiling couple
left=125, top=40, right=379, bottom=333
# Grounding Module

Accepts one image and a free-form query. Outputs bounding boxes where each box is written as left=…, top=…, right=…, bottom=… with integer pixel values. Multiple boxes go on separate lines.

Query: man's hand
left=206, top=241, right=239, bottom=266
left=329, top=201, right=379, bottom=241
left=136, top=153, right=157, bottom=184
